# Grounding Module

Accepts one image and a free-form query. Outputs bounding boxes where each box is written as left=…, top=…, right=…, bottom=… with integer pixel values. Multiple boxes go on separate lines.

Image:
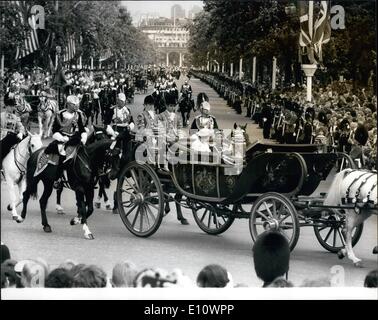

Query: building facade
left=139, top=16, right=190, bottom=67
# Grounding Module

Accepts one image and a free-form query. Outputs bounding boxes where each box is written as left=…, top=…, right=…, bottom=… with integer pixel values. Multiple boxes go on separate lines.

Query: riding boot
left=53, top=155, right=66, bottom=189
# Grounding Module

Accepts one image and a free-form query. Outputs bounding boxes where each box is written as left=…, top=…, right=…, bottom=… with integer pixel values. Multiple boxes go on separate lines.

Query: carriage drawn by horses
left=114, top=127, right=377, bottom=266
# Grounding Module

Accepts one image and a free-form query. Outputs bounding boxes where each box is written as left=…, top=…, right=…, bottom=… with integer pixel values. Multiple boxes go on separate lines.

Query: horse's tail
left=25, top=150, right=41, bottom=199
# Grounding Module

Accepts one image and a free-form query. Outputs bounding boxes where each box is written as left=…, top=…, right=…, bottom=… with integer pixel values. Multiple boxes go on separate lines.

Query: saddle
left=34, top=148, right=60, bottom=177
left=34, top=143, right=79, bottom=177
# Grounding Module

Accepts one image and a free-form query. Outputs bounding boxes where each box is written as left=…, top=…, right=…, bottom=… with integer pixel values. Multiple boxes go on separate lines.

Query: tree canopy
left=0, top=1, right=156, bottom=70
left=187, top=0, right=376, bottom=86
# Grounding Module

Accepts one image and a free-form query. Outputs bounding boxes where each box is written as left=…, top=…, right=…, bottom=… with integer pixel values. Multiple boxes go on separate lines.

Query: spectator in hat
left=111, top=261, right=139, bottom=288
left=252, top=231, right=290, bottom=287
left=196, top=264, right=233, bottom=288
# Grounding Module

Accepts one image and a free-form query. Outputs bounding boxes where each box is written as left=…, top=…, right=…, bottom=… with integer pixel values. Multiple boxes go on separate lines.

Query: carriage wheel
left=116, top=161, right=164, bottom=237
left=249, top=193, right=300, bottom=251
left=313, top=211, right=363, bottom=253
left=192, top=202, right=235, bottom=235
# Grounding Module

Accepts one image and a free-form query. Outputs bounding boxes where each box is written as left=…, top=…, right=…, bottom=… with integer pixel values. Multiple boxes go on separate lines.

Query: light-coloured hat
left=197, top=128, right=213, bottom=137
left=201, top=101, right=211, bottom=111
left=118, top=93, right=126, bottom=102
left=66, top=95, right=80, bottom=106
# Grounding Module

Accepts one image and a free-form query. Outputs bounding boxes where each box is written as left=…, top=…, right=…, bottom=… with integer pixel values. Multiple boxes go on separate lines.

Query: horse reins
left=13, top=136, right=31, bottom=176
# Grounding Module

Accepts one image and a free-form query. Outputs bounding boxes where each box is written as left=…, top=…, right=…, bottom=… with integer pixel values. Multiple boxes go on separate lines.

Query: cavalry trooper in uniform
left=180, top=80, right=192, bottom=102
left=0, top=100, right=25, bottom=166
left=190, top=101, right=219, bottom=131
left=45, top=95, right=88, bottom=181
left=105, top=92, right=135, bottom=140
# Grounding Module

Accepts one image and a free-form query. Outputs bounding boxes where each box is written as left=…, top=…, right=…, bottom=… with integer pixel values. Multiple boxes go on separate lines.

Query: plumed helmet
left=252, top=231, right=290, bottom=285
left=201, top=101, right=211, bottom=111
left=66, top=95, right=80, bottom=106
left=117, top=92, right=126, bottom=102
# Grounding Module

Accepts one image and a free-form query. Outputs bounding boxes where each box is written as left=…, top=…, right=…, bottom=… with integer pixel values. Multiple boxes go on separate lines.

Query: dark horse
left=178, top=91, right=195, bottom=127
left=19, top=131, right=130, bottom=239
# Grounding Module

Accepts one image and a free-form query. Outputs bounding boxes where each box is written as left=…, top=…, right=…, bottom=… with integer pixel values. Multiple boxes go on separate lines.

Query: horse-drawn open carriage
left=114, top=129, right=377, bottom=265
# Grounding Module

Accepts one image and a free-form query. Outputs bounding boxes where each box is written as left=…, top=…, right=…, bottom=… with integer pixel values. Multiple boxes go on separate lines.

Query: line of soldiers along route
left=1, top=75, right=377, bottom=287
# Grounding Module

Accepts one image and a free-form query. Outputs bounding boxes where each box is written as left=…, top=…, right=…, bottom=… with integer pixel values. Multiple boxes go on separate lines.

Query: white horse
left=2, top=132, right=43, bottom=220
left=323, top=169, right=377, bottom=267
left=38, top=96, right=58, bottom=139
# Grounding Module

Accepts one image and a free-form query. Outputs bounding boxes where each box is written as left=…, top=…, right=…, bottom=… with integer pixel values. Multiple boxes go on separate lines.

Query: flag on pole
left=299, top=1, right=331, bottom=64
left=63, top=34, right=76, bottom=62
left=13, top=1, right=40, bottom=60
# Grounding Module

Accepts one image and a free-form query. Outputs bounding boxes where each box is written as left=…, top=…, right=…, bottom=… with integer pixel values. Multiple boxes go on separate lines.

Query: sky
left=122, top=1, right=203, bottom=24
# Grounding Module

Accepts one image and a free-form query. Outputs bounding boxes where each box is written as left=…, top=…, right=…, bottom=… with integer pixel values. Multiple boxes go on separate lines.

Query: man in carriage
left=190, top=101, right=219, bottom=131
left=158, top=95, right=185, bottom=144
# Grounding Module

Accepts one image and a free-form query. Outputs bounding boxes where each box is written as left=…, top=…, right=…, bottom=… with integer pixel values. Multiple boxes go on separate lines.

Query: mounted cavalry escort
left=1, top=102, right=43, bottom=221
left=178, top=80, right=194, bottom=127
left=19, top=95, right=128, bottom=240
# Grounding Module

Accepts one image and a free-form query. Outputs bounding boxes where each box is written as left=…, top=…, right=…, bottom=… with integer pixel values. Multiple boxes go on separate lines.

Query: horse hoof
left=105, top=204, right=112, bottom=210
left=85, top=233, right=95, bottom=240
left=112, top=208, right=119, bottom=214
left=70, top=217, right=81, bottom=226
left=337, top=250, right=345, bottom=260
left=16, top=217, right=24, bottom=223
left=180, top=218, right=189, bottom=225
left=373, top=246, right=378, bottom=254
left=7, top=204, right=12, bottom=211
left=56, top=209, right=65, bottom=215
left=354, top=261, right=363, bottom=268
left=95, top=203, right=101, bottom=209
left=43, top=225, right=52, bottom=233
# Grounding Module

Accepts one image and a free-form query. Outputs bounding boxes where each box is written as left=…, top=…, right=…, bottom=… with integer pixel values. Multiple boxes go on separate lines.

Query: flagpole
left=1, top=54, right=4, bottom=78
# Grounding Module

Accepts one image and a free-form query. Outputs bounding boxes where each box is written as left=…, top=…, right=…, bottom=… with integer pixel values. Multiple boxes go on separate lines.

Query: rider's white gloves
left=17, top=132, right=23, bottom=140
left=81, top=132, right=88, bottom=145
left=128, top=123, right=135, bottom=131
left=53, top=132, right=68, bottom=143
left=106, top=125, right=117, bottom=138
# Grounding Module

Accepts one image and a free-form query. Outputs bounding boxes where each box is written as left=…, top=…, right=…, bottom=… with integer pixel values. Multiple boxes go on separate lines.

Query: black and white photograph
left=0, top=0, right=377, bottom=302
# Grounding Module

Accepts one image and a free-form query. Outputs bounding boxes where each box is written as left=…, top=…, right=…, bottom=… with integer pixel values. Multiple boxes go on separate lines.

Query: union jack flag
left=63, top=34, right=76, bottom=62
left=11, top=1, right=40, bottom=60
left=299, top=1, right=331, bottom=64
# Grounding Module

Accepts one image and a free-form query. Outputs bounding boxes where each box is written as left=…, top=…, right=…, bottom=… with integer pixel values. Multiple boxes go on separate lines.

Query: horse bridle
left=13, top=135, right=32, bottom=176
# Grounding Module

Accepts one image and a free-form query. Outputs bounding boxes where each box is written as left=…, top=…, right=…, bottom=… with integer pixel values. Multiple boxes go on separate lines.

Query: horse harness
left=13, top=136, right=32, bottom=179
left=342, top=170, right=377, bottom=212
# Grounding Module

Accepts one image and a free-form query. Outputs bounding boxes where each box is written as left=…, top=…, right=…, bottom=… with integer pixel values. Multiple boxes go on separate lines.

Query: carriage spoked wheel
left=249, top=193, right=300, bottom=251
left=313, top=211, right=363, bottom=253
left=192, top=202, right=235, bottom=235
left=116, top=161, right=164, bottom=237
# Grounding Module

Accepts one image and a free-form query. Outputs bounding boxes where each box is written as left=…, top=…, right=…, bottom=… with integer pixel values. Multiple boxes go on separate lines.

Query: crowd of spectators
left=190, top=70, right=377, bottom=170
left=2, top=239, right=376, bottom=289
